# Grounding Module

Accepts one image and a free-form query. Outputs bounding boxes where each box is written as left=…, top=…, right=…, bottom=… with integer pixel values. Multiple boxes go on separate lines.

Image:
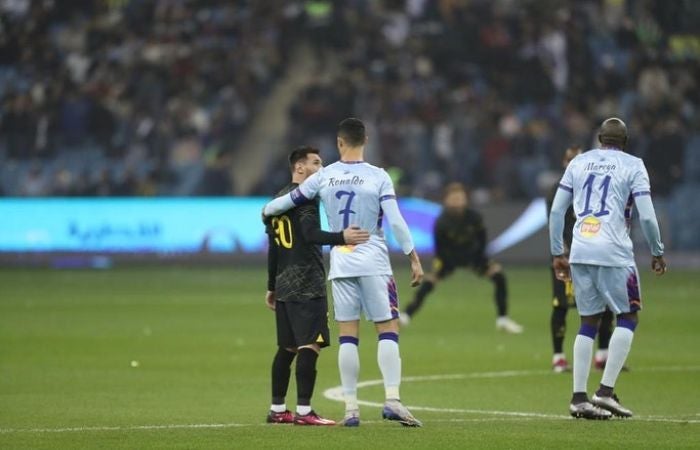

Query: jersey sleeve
left=634, top=192, right=664, bottom=256
left=433, top=218, right=447, bottom=257
left=378, top=169, right=397, bottom=203
left=558, top=163, right=575, bottom=194
left=266, top=224, right=278, bottom=291
left=549, top=187, right=573, bottom=256
left=630, top=160, right=652, bottom=198
left=473, top=212, right=487, bottom=260
left=297, top=170, right=323, bottom=201
left=263, top=171, right=324, bottom=217
left=382, top=198, right=415, bottom=255
left=297, top=201, right=345, bottom=246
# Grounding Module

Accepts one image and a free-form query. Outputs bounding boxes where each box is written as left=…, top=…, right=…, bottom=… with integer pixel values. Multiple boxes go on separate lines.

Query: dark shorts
left=275, top=297, right=330, bottom=349
left=432, top=257, right=491, bottom=279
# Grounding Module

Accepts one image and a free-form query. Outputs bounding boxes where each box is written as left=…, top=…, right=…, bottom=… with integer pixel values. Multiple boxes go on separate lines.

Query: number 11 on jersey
left=579, top=174, right=611, bottom=217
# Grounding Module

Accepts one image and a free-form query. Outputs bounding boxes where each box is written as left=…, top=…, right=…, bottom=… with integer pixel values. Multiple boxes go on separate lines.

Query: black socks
left=271, top=347, right=296, bottom=405
left=491, top=272, right=507, bottom=317
left=296, top=348, right=319, bottom=406
left=406, top=280, right=435, bottom=317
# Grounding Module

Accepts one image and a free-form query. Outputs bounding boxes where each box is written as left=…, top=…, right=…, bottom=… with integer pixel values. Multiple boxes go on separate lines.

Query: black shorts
left=550, top=266, right=575, bottom=309
left=275, top=297, right=330, bottom=349
left=432, top=257, right=491, bottom=279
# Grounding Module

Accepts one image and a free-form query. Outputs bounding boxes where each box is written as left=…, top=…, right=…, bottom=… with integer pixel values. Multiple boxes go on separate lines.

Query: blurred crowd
left=0, top=0, right=300, bottom=196
left=1, top=0, right=699, bottom=201
left=258, top=0, right=700, bottom=202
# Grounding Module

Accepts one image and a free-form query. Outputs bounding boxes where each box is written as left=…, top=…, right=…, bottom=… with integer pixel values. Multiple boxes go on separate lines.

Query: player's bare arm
left=408, top=249, right=424, bottom=287
left=265, top=290, right=276, bottom=311
left=552, top=255, right=571, bottom=282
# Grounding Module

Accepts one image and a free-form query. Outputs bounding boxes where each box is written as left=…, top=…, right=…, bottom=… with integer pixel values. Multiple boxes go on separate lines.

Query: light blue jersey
left=274, top=160, right=414, bottom=279
left=554, top=148, right=661, bottom=267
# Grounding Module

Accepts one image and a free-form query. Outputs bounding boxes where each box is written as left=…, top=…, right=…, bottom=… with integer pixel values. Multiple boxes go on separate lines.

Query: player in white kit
left=263, top=118, right=424, bottom=427
left=549, top=118, right=667, bottom=420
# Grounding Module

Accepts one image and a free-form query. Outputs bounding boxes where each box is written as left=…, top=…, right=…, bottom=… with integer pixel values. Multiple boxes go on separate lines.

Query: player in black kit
left=400, top=182, right=523, bottom=333
left=547, top=146, right=615, bottom=372
left=265, top=146, right=369, bottom=425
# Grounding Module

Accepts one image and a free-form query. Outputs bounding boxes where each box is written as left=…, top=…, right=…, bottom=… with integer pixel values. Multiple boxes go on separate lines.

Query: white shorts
left=570, top=263, right=642, bottom=316
left=331, top=275, right=399, bottom=322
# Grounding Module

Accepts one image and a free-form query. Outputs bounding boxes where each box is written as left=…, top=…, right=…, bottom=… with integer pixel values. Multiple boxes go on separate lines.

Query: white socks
left=573, top=334, right=594, bottom=394
left=601, top=327, right=634, bottom=388
left=296, top=405, right=311, bottom=416
left=378, top=337, right=401, bottom=400
left=270, top=404, right=286, bottom=413
left=338, top=341, right=360, bottom=411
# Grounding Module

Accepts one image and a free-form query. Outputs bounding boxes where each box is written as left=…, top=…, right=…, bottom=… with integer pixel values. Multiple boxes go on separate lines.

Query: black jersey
left=433, top=208, right=487, bottom=266
left=266, top=183, right=345, bottom=302
left=546, top=183, right=575, bottom=253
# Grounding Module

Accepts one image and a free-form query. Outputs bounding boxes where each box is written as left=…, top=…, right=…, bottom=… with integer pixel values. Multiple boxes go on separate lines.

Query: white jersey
left=559, top=148, right=651, bottom=267
left=291, top=161, right=396, bottom=279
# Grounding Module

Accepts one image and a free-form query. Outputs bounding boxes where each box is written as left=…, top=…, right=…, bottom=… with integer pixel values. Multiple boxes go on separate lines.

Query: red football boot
left=293, top=410, right=336, bottom=426
left=266, top=410, right=294, bottom=424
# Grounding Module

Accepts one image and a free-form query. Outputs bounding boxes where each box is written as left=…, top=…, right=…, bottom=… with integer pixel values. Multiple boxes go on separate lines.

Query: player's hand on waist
left=651, top=255, right=667, bottom=276
left=552, top=255, right=571, bottom=282
left=342, top=226, right=370, bottom=245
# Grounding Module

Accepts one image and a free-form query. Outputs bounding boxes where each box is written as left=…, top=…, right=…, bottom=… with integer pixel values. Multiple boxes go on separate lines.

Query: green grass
left=0, top=265, right=698, bottom=449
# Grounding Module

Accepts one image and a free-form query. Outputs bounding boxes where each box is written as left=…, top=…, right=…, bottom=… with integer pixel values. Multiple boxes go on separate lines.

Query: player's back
left=562, top=148, right=649, bottom=267
left=314, top=161, right=394, bottom=279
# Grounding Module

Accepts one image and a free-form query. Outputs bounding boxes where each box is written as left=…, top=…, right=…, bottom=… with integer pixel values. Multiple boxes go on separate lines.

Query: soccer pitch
left=1, top=265, right=698, bottom=449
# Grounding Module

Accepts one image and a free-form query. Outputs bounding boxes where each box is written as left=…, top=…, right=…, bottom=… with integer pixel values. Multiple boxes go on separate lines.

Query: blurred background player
left=550, top=118, right=667, bottom=420
left=401, top=183, right=523, bottom=334
left=547, top=146, right=614, bottom=372
left=264, top=118, right=425, bottom=427
left=265, top=146, right=370, bottom=425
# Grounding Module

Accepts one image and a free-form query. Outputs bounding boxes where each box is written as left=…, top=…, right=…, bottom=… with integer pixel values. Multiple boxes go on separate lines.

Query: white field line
left=2, top=366, right=698, bottom=434
left=323, top=365, right=700, bottom=424
left=0, top=423, right=249, bottom=434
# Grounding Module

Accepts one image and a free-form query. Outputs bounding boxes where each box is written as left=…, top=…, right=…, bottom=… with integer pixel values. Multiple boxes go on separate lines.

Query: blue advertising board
left=0, top=197, right=545, bottom=254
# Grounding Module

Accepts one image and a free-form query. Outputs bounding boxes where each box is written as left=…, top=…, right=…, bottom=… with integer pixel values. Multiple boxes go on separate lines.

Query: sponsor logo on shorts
left=580, top=216, right=601, bottom=238
left=336, top=245, right=356, bottom=253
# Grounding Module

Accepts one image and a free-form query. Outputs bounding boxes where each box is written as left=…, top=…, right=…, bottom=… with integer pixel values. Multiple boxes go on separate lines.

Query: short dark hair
left=443, top=182, right=467, bottom=199
left=337, top=118, right=366, bottom=147
left=288, top=146, right=320, bottom=172
left=598, top=118, right=628, bottom=149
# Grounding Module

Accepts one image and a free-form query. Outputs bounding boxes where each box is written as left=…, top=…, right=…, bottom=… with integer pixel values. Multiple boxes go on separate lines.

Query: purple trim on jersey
left=624, top=194, right=634, bottom=220
left=627, top=270, right=642, bottom=313
left=379, top=194, right=396, bottom=202
left=377, top=206, right=384, bottom=229
left=578, top=324, right=597, bottom=339
left=617, top=317, right=637, bottom=332
left=632, top=191, right=651, bottom=197
left=339, top=160, right=366, bottom=164
left=378, top=332, right=399, bottom=343
left=290, top=188, right=309, bottom=205
left=387, top=277, right=399, bottom=320
left=558, top=183, right=573, bottom=193
left=339, top=336, right=359, bottom=346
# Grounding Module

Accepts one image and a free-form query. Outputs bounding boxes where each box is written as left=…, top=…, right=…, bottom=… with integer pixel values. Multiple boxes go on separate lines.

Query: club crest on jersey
left=580, top=216, right=601, bottom=237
